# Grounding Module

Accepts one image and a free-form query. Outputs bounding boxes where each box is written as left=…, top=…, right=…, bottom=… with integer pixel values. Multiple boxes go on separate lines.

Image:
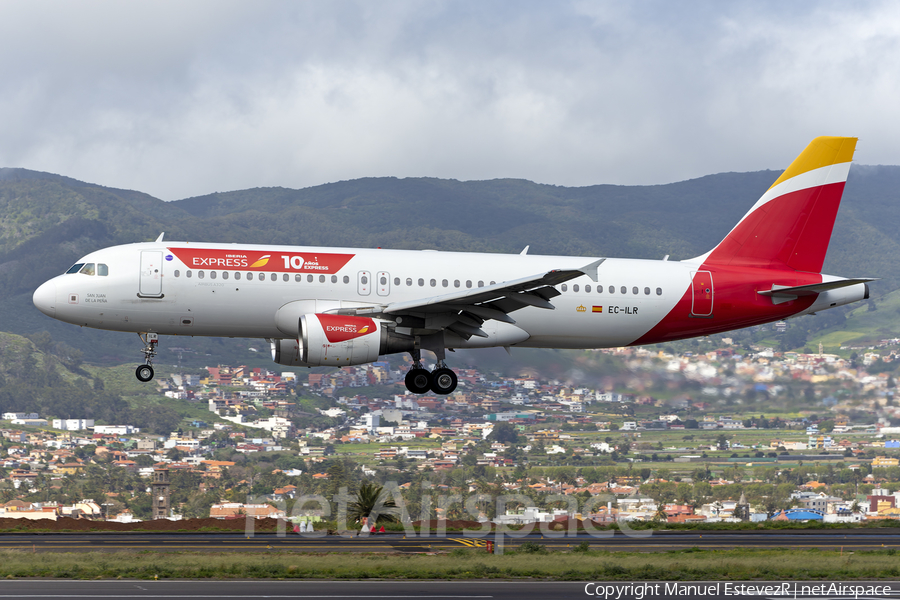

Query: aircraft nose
left=33, top=280, right=57, bottom=318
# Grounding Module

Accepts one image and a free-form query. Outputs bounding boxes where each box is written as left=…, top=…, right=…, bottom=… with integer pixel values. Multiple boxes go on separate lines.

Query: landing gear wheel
left=136, top=364, right=155, bottom=382
left=405, top=368, right=432, bottom=394
left=430, top=368, right=458, bottom=395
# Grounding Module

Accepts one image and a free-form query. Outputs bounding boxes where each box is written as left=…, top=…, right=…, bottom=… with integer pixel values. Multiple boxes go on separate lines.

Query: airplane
left=32, top=136, right=874, bottom=395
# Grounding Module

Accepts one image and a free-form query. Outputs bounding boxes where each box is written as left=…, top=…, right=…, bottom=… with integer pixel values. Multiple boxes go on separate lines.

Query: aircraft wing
left=331, top=258, right=604, bottom=339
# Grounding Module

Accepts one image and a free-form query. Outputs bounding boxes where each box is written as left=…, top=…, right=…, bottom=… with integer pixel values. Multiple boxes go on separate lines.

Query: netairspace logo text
left=583, top=582, right=893, bottom=599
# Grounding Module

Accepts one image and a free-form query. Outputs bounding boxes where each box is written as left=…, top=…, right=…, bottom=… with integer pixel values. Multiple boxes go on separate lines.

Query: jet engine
left=271, top=313, right=414, bottom=367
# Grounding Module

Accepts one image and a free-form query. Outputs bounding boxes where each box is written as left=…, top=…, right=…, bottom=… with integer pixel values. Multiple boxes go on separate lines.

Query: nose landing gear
left=135, top=332, right=158, bottom=382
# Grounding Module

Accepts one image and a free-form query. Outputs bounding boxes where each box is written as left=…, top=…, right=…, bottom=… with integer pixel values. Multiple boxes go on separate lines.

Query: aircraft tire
left=405, top=368, right=432, bottom=394
left=430, top=368, right=458, bottom=395
left=135, top=364, right=155, bottom=382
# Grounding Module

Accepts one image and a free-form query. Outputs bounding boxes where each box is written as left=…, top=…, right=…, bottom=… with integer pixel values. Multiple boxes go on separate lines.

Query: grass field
left=0, top=547, right=897, bottom=580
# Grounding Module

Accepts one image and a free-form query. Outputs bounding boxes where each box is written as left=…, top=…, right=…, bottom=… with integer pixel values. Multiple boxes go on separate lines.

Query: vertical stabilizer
left=698, top=136, right=857, bottom=272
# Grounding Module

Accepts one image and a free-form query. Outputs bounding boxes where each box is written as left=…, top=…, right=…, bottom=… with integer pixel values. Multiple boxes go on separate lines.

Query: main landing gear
left=135, top=332, right=158, bottom=382
left=404, top=350, right=458, bottom=395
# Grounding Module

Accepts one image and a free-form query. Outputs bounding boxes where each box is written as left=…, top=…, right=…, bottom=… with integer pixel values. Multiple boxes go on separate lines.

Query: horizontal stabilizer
left=758, top=278, right=877, bottom=304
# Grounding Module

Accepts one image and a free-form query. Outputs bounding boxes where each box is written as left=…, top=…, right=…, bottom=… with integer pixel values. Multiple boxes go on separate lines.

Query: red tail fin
left=700, top=136, right=857, bottom=273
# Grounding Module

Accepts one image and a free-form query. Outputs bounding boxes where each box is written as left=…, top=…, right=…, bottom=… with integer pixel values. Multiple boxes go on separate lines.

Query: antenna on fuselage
left=520, top=246, right=530, bottom=255
left=155, top=233, right=165, bottom=242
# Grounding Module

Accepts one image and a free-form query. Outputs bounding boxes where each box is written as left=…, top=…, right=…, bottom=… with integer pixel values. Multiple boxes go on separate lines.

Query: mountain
left=1, top=164, right=899, bottom=365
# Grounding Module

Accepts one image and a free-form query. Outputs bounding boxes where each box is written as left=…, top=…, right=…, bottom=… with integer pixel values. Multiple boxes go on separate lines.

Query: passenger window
left=656, top=287, right=662, bottom=296
left=561, top=284, right=568, bottom=292
left=282, top=274, right=288, bottom=282
left=343, top=276, right=350, bottom=284
left=406, top=278, right=413, bottom=286
left=307, top=275, right=313, bottom=282
left=466, top=280, right=472, bottom=288
left=585, top=284, right=591, bottom=292
left=66, top=263, right=85, bottom=274
left=79, top=263, right=95, bottom=276
left=235, top=273, right=242, bottom=281
left=644, top=287, right=650, bottom=295
left=381, top=276, right=387, bottom=285
left=332, top=275, right=338, bottom=283
left=454, top=280, right=460, bottom=288
left=361, top=275, right=368, bottom=285
left=210, top=271, right=217, bottom=280
left=632, top=286, right=638, bottom=295
left=98, top=264, right=109, bottom=276
left=174, top=270, right=180, bottom=278
left=198, top=271, right=205, bottom=279
left=394, top=277, right=400, bottom=286
left=186, top=271, right=192, bottom=278
left=294, top=274, right=300, bottom=282
left=442, top=279, right=448, bottom=287
left=490, top=281, right=495, bottom=285
left=319, top=275, right=326, bottom=283
left=430, top=279, right=436, bottom=287
left=478, top=280, right=484, bottom=287
left=418, top=278, right=424, bottom=286
left=620, top=286, right=626, bottom=294
left=573, top=284, right=580, bottom=292
left=270, top=273, right=277, bottom=282
left=222, top=272, right=229, bottom=280
left=246, top=272, right=253, bottom=281
left=608, top=285, right=614, bottom=294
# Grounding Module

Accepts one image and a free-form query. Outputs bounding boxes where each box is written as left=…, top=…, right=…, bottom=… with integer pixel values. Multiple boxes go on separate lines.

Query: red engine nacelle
left=271, top=314, right=413, bottom=367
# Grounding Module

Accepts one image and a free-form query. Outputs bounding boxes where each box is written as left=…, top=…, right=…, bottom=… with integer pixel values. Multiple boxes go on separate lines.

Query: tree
left=347, top=482, right=399, bottom=526
left=488, top=422, right=520, bottom=444
left=134, top=454, right=156, bottom=467
left=653, top=503, right=668, bottom=523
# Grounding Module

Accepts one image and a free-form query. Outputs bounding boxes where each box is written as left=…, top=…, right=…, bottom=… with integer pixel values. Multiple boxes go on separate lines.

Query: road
left=0, top=529, right=898, bottom=552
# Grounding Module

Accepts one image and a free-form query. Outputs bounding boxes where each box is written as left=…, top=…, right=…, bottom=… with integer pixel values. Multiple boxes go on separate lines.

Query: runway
left=0, top=529, right=898, bottom=552
left=0, top=580, right=896, bottom=600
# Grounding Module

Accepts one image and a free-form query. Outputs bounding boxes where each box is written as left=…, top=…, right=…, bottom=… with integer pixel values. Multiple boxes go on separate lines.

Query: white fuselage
left=33, top=241, right=692, bottom=349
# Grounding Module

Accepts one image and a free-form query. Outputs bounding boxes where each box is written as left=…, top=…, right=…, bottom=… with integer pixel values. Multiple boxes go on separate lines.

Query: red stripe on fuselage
left=630, top=266, right=820, bottom=346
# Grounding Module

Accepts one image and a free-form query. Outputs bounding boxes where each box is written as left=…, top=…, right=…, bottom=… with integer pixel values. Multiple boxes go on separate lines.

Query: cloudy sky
left=1, top=0, right=899, bottom=200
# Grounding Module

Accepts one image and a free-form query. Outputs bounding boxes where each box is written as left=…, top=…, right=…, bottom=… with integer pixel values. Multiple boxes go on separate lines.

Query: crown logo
left=576, top=305, right=587, bottom=313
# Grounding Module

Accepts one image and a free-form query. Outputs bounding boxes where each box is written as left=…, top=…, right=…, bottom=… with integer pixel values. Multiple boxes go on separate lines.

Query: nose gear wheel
left=135, top=332, right=158, bottom=382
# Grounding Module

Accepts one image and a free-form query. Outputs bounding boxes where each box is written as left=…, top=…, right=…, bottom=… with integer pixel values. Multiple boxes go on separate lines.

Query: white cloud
left=1, top=0, right=899, bottom=199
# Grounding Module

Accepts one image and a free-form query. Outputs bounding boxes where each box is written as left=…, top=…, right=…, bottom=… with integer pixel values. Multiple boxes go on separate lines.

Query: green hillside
left=1, top=164, right=898, bottom=366
left=0, top=331, right=186, bottom=433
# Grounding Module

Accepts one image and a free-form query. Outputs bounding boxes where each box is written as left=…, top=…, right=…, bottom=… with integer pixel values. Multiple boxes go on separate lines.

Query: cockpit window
left=79, top=263, right=96, bottom=276
left=98, top=264, right=109, bottom=276
left=66, top=263, right=85, bottom=274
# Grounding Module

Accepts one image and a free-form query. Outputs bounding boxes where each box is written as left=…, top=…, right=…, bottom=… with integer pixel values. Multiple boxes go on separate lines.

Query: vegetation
left=0, top=547, right=899, bottom=579
left=346, top=482, right=400, bottom=526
